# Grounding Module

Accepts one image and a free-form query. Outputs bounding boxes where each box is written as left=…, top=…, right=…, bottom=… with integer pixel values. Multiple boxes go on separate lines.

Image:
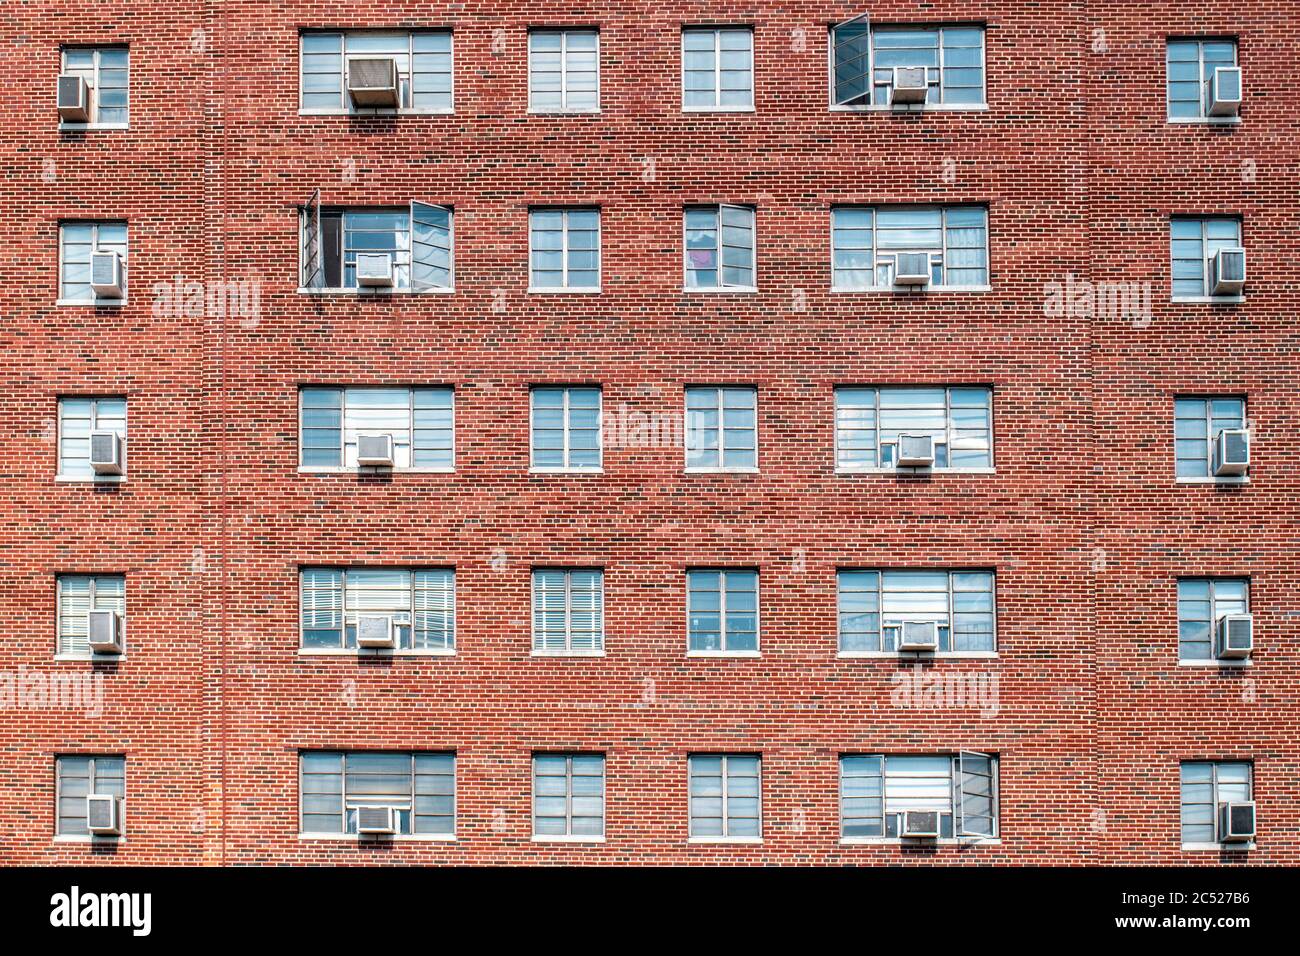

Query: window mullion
left=560, top=32, right=569, bottom=109
left=566, top=755, right=575, bottom=835
left=563, top=571, right=573, bottom=651
left=720, top=757, right=730, bottom=837
left=714, top=31, right=722, bottom=108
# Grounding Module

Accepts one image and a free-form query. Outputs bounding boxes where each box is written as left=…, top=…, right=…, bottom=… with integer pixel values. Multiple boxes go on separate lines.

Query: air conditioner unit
left=890, top=66, right=929, bottom=105
left=893, top=252, right=931, bottom=286
left=90, top=252, right=123, bottom=298
left=1216, top=613, right=1253, bottom=660
left=87, top=609, right=122, bottom=654
left=896, top=433, right=936, bottom=467
left=88, top=430, right=123, bottom=476
left=347, top=57, right=400, bottom=107
left=355, top=252, right=394, bottom=288
left=85, top=794, right=121, bottom=835
left=57, top=74, right=91, bottom=121
left=1213, top=428, right=1249, bottom=477
left=354, top=804, right=397, bottom=835
left=356, top=614, right=396, bottom=649
left=356, top=433, right=395, bottom=466
left=898, top=620, right=939, bottom=652
left=1211, top=247, right=1245, bottom=296
left=1209, top=66, right=1243, bottom=117
left=1218, top=801, right=1255, bottom=842
left=901, top=809, right=941, bottom=839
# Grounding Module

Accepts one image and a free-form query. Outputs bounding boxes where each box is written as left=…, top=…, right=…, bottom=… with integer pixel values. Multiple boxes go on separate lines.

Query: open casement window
left=684, top=205, right=756, bottom=290
left=955, top=751, right=997, bottom=838
left=300, top=198, right=452, bottom=291
left=832, top=14, right=872, bottom=105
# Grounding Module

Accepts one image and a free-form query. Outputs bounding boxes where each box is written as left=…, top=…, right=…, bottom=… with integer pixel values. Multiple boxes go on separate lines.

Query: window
left=300, top=387, right=453, bottom=470
left=530, top=387, right=601, bottom=470
left=838, top=570, right=996, bottom=654
left=533, top=569, right=604, bottom=654
left=687, top=569, right=758, bottom=654
left=528, top=29, right=599, bottom=112
left=300, top=752, right=455, bottom=836
left=831, top=206, right=989, bottom=289
left=57, top=575, right=125, bottom=657
left=1177, top=578, right=1248, bottom=662
left=300, top=568, right=455, bottom=652
left=57, top=397, right=126, bottom=480
left=841, top=753, right=998, bottom=839
left=682, top=28, right=753, bottom=110
left=529, top=208, right=600, bottom=290
left=300, top=32, right=453, bottom=112
left=684, top=205, right=756, bottom=290
left=300, top=202, right=452, bottom=292
left=685, top=386, right=757, bottom=471
left=1181, top=761, right=1251, bottom=845
left=1170, top=217, right=1241, bottom=299
left=836, top=386, right=992, bottom=470
left=1167, top=39, right=1237, bottom=120
left=56, top=756, right=125, bottom=837
left=832, top=21, right=985, bottom=107
left=59, top=221, right=127, bottom=304
left=533, top=754, right=605, bottom=838
left=61, top=47, right=129, bottom=126
left=1175, top=396, right=1246, bottom=479
left=689, top=754, right=760, bottom=839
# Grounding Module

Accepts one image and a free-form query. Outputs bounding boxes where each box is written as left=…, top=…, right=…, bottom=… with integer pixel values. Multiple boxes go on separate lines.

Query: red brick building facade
left=0, top=1, right=1294, bottom=865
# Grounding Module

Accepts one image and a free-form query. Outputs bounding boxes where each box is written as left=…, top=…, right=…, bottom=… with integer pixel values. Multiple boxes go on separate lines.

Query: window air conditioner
left=356, top=433, right=395, bottom=466
left=90, top=251, right=123, bottom=298
left=1211, top=247, right=1245, bottom=296
left=88, top=430, right=124, bottom=476
left=87, top=609, right=122, bottom=654
left=85, top=794, right=121, bottom=835
left=1209, top=67, right=1242, bottom=117
left=1213, top=428, right=1249, bottom=477
left=347, top=57, right=400, bottom=107
left=901, top=809, right=941, bottom=839
left=356, top=614, right=396, bottom=649
left=896, top=433, right=936, bottom=467
left=1218, top=801, right=1255, bottom=842
left=354, top=805, right=398, bottom=835
left=57, top=74, right=91, bottom=121
left=890, top=66, right=929, bottom=105
left=893, top=252, right=931, bottom=286
left=1215, top=613, right=1253, bottom=660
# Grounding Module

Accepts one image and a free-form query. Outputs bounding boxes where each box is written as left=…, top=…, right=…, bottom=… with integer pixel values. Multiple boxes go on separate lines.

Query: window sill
left=298, top=832, right=457, bottom=842
left=296, top=287, right=454, bottom=296
left=527, top=109, right=602, bottom=116
left=688, top=836, right=763, bottom=844
left=59, top=123, right=130, bottom=131
left=830, top=285, right=992, bottom=294
left=681, top=286, right=758, bottom=294
left=529, top=467, right=604, bottom=475
left=837, top=650, right=999, bottom=660
left=297, top=648, right=456, bottom=658
left=526, top=286, right=602, bottom=294
left=1167, top=116, right=1242, bottom=126
left=684, top=467, right=760, bottom=475
left=54, top=835, right=125, bottom=844
left=1178, top=658, right=1252, bottom=668
left=836, top=467, right=995, bottom=476
left=830, top=103, right=989, bottom=113
left=297, top=466, right=455, bottom=475
left=55, top=474, right=127, bottom=483
left=53, top=653, right=125, bottom=662
left=531, top=649, right=606, bottom=658
left=57, top=298, right=126, bottom=307
left=682, top=105, right=756, bottom=113
left=1182, top=842, right=1253, bottom=851
left=1171, top=296, right=1244, bottom=305
left=1176, top=476, right=1248, bottom=485
left=840, top=836, right=1001, bottom=846
left=686, top=650, right=761, bottom=659
left=297, top=108, right=455, bottom=117
left=531, top=834, right=606, bottom=843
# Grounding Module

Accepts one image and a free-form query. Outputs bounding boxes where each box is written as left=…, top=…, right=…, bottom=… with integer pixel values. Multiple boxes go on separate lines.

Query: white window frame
left=527, top=207, right=602, bottom=293
left=1166, top=37, right=1240, bottom=125
left=55, top=573, right=126, bottom=660
left=1176, top=577, right=1251, bottom=668
left=297, top=31, right=455, bottom=116
left=529, top=386, right=603, bottom=472
left=531, top=753, right=607, bottom=842
left=830, top=205, right=991, bottom=292
left=682, top=204, right=758, bottom=293
left=55, top=755, right=126, bottom=842
left=298, top=201, right=455, bottom=295
left=681, top=27, right=755, bottom=112
left=56, top=396, right=128, bottom=483
left=59, top=46, right=130, bottom=130
left=836, top=569, right=998, bottom=658
left=1173, top=395, right=1247, bottom=485
left=834, top=385, right=995, bottom=474
left=1180, top=760, right=1253, bottom=850
left=686, top=568, right=761, bottom=657
left=297, top=386, right=456, bottom=473
left=683, top=386, right=759, bottom=473
left=1169, top=216, right=1244, bottom=304
left=298, top=751, right=457, bottom=841
left=297, top=567, right=457, bottom=657
left=687, top=754, right=763, bottom=843
left=527, top=29, right=601, bottom=114
left=57, top=221, right=127, bottom=306
left=839, top=752, right=1000, bottom=845
left=531, top=568, right=606, bottom=656
left=827, top=21, right=988, bottom=112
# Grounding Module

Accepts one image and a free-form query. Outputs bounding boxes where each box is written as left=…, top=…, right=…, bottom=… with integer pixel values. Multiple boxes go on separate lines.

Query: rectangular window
left=300, top=752, right=455, bottom=836
left=684, top=205, right=756, bottom=290
left=300, top=203, right=453, bottom=291
left=1170, top=217, right=1242, bottom=299
left=57, top=397, right=126, bottom=480
left=832, top=206, right=989, bottom=289
left=687, top=569, right=758, bottom=653
left=1177, top=578, right=1248, bottom=662
left=530, top=387, right=602, bottom=470
left=841, top=753, right=998, bottom=839
left=57, top=574, right=125, bottom=657
left=61, top=47, right=129, bottom=126
left=1181, top=761, right=1251, bottom=845
left=685, top=386, right=757, bottom=471
left=59, top=221, right=127, bottom=304
left=689, top=754, right=761, bottom=839
left=532, top=569, right=605, bottom=654
left=300, top=567, right=455, bottom=652
left=836, top=386, right=992, bottom=470
left=533, top=753, right=606, bottom=838
left=529, top=208, right=600, bottom=290
left=1174, top=396, right=1246, bottom=479
left=838, top=570, right=996, bottom=653
left=300, top=387, right=454, bottom=470
left=1167, top=39, right=1237, bottom=120
left=528, top=29, right=599, bottom=112
left=682, top=28, right=753, bottom=110
left=56, top=756, right=125, bottom=837
left=832, top=22, right=985, bottom=107
left=300, top=32, right=453, bottom=112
